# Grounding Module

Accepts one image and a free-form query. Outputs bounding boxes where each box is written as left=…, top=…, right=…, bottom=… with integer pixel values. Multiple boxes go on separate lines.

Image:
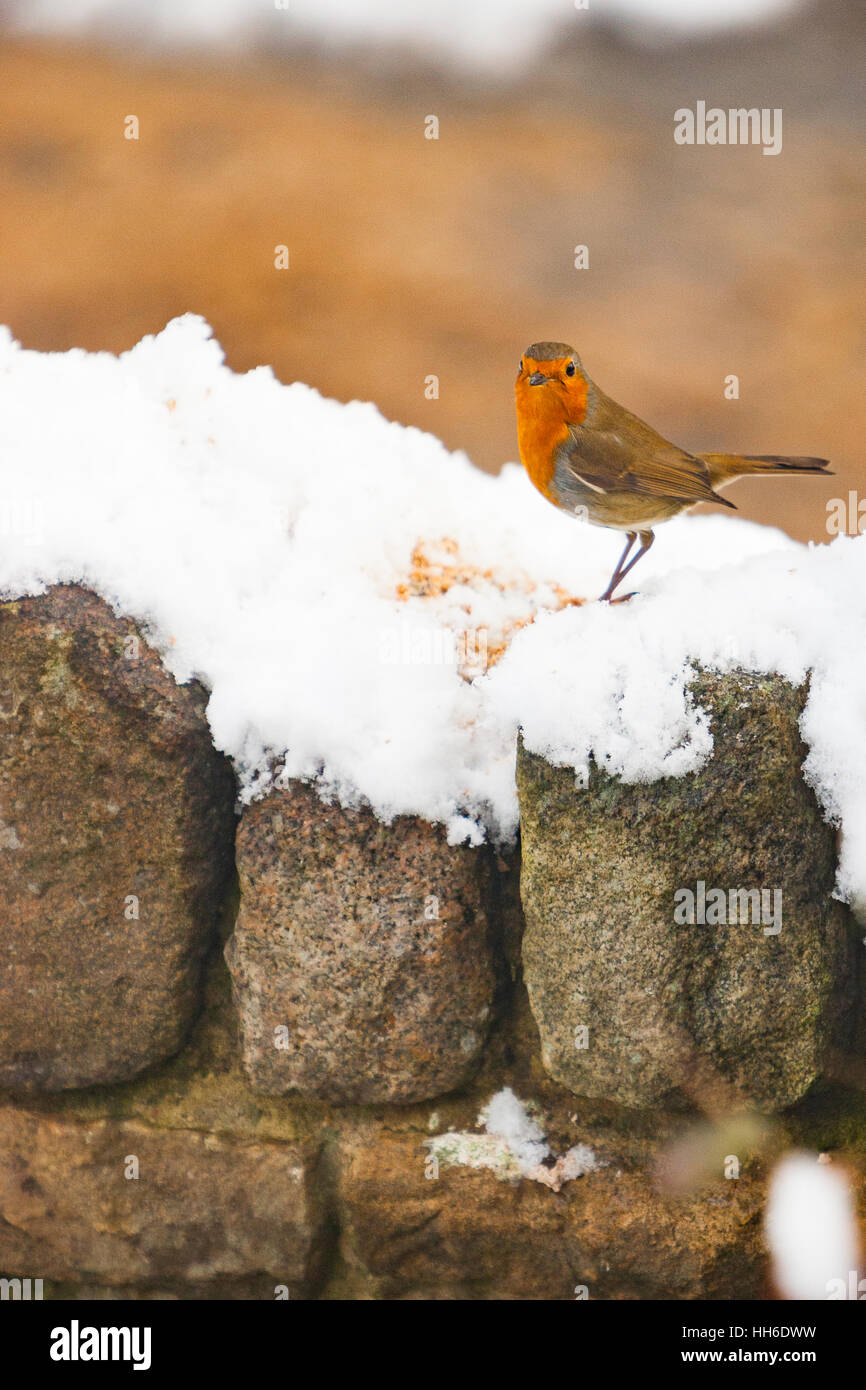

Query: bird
left=515, top=342, right=831, bottom=602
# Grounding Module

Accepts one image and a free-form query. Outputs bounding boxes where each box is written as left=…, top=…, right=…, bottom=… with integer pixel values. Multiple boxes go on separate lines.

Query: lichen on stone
left=424, top=1087, right=602, bottom=1192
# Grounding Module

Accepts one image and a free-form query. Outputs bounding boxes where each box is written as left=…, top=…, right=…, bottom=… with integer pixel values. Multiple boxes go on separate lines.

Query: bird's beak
left=528, top=372, right=548, bottom=386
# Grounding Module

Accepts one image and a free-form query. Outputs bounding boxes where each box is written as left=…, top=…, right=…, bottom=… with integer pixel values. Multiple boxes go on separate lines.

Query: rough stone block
left=0, top=1106, right=327, bottom=1295
left=338, top=1123, right=765, bottom=1299
left=517, top=672, right=858, bottom=1111
left=226, top=782, right=499, bottom=1103
left=0, top=585, right=236, bottom=1090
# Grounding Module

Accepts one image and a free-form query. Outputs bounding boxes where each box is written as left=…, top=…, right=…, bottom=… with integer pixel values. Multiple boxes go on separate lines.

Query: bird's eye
left=519, top=359, right=524, bottom=372
left=565, top=360, right=576, bottom=377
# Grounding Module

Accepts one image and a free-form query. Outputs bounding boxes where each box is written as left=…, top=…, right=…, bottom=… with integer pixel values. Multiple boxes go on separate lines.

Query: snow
left=486, top=532, right=866, bottom=907
left=0, top=316, right=861, bottom=910
left=765, top=1153, right=860, bottom=1300
left=7, top=0, right=802, bottom=73
left=425, top=1087, right=600, bottom=1188
left=483, top=1086, right=550, bottom=1173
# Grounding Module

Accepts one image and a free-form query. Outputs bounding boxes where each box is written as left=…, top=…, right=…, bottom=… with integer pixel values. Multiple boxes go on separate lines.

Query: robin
left=515, top=342, right=831, bottom=601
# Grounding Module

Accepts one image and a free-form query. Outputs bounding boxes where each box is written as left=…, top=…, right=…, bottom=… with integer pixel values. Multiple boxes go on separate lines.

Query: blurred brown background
left=0, top=0, right=863, bottom=541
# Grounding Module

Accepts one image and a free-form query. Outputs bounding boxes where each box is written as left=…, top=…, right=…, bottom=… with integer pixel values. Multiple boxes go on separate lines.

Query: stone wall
left=0, top=585, right=863, bottom=1300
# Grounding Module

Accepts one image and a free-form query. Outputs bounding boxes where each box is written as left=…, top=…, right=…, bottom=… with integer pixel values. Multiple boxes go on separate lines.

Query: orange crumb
left=397, top=538, right=584, bottom=677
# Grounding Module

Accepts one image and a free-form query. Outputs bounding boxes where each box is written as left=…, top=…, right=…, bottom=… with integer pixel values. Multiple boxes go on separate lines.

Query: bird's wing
left=560, top=420, right=723, bottom=505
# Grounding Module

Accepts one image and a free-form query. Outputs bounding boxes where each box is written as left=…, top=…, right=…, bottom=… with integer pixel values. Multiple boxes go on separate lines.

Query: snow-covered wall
left=0, top=317, right=861, bottom=904
left=0, top=325, right=862, bottom=1295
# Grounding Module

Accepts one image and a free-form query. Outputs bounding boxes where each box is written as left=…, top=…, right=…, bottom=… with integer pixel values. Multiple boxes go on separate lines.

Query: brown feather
left=699, top=453, right=832, bottom=487
left=562, top=384, right=727, bottom=507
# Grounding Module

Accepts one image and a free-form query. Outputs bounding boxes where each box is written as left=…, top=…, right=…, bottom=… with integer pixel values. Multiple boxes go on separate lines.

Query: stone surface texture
left=1, top=594, right=865, bottom=1301
left=0, top=586, right=236, bottom=1091
left=226, top=782, right=499, bottom=1103
left=517, top=671, right=859, bottom=1111
left=0, top=1106, right=327, bottom=1296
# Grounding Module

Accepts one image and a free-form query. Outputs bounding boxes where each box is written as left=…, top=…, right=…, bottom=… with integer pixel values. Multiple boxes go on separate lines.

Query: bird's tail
left=699, top=453, right=832, bottom=488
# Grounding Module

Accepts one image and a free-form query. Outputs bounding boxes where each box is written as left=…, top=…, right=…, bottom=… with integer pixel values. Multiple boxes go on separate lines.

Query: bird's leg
left=600, top=530, right=655, bottom=602
left=599, top=531, right=637, bottom=602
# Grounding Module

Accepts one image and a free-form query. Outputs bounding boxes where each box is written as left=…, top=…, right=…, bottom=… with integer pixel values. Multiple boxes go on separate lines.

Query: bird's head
left=515, top=343, right=589, bottom=424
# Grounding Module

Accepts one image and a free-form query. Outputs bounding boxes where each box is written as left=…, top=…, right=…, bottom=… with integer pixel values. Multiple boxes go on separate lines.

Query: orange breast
left=515, top=377, right=586, bottom=501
